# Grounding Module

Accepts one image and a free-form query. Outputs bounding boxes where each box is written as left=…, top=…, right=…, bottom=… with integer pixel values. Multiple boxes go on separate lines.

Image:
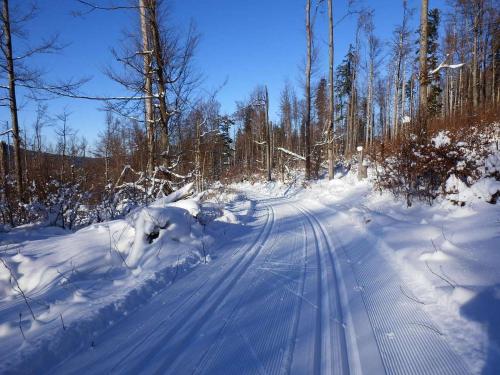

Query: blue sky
left=0, top=0, right=448, bottom=147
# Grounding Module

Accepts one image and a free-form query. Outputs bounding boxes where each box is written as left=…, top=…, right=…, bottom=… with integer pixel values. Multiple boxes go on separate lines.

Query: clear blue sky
left=0, top=0, right=447, bottom=147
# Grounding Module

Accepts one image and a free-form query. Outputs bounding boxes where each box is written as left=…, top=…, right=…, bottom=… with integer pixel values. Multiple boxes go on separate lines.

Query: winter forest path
left=49, top=194, right=471, bottom=375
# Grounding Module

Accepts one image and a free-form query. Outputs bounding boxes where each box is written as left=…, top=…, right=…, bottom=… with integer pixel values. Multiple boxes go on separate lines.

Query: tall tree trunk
left=139, top=0, right=155, bottom=175
left=385, top=79, right=391, bottom=141
left=366, top=62, right=373, bottom=148
left=401, top=61, right=406, bottom=127
left=265, top=86, right=272, bottom=181
left=393, top=70, right=400, bottom=139
left=418, top=0, right=429, bottom=137
left=149, top=0, right=170, bottom=160
left=195, top=119, right=201, bottom=192
left=327, top=0, right=335, bottom=180
left=305, top=0, right=312, bottom=180
left=472, top=9, right=480, bottom=108
left=2, top=0, right=23, bottom=201
left=472, top=42, right=478, bottom=109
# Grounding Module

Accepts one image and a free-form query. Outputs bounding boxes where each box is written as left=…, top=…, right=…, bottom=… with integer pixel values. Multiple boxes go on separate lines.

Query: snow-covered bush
left=41, top=179, right=91, bottom=229
left=375, top=123, right=499, bottom=206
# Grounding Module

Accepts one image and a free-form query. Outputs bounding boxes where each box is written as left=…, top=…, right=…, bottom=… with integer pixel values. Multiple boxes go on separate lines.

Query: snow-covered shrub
left=376, top=123, right=498, bottom=206
left=44, top=179, right=92, bottom=229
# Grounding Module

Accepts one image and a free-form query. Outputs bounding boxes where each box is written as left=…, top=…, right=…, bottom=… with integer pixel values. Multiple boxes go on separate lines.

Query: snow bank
left=0, top=183, right=247, bottom=373
left=236, top=164, right=499, bottom=373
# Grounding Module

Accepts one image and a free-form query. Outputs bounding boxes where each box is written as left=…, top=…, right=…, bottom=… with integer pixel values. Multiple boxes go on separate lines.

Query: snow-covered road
left=46, top=195, right=471, bottom=375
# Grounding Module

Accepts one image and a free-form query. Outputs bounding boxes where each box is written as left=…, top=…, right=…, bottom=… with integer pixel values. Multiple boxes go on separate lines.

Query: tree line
left=0, top=0, right=498, bottom=226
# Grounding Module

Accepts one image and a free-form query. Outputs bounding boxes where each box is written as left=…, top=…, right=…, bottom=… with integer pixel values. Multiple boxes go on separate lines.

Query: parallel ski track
left=119, top=202, right=277, bottom=374
left=50, top=200, right=275, bottom=375
left=293, top=202, right=350, bottom=375
left=192, top=204, right=309, bottom=375
left=310, top=200, right=471, bottom=375
left=281, top=221, right=308, bottom=375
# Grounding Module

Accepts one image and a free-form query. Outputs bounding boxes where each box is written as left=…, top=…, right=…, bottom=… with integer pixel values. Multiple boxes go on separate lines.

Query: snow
left=0, top=190, right=243, bottom=373
left=0, top=163, right=498, bottom=373
left=485, top=152, right=500, bottom=174
left=432, top=131, right=452, bottom=148
left=233, top=171, right=499, bottom=374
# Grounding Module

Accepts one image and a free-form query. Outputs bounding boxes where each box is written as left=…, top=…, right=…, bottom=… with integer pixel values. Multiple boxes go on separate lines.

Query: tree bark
left=327, top=0, right=334, bottom=180
left=418, top=0, right=429, bottom=137
left=149, top=0, right=170, bottom=158
left=139, top=0, right=155, bottom=175
left=472, top=8, right=480, bottom=108
left=305, top=0, right=312, bottom=180
left=265, top=86, right=272, bottom=181
left=2, top=0, right=23, bottom=201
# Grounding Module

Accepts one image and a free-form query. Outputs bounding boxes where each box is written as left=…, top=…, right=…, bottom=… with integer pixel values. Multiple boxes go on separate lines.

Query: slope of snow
left=236, top=172, right=499, bottom=374
left=0, top=170, right=498, bottom=374
left=0, top=189, right=247, bottom=373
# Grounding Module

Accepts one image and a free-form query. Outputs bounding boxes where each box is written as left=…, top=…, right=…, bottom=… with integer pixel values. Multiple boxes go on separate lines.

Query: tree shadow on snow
left=460, top=284, right=500, bottom=375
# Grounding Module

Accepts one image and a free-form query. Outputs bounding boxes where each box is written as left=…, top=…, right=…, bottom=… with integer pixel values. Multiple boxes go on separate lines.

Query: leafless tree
left=305, top=0, right=312, bottom=180
left=418, top=0, right=429, bottom=136
left=327, top=0, right=335, bottom=179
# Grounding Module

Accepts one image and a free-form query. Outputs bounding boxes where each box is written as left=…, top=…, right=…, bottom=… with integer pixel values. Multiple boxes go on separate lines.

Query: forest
left=1, top=0, right=498, bottom=227
left=1, top=1, right=500, bottom=374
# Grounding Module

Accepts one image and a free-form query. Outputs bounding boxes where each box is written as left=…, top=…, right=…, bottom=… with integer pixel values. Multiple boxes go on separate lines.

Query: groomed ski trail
left=44, top=195, right=471, bottom=375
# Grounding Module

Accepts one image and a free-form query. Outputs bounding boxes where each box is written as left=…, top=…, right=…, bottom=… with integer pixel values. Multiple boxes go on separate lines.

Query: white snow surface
left=432, top=130, right=452, bottom=148
left=0, top=173, right=499, bottom=374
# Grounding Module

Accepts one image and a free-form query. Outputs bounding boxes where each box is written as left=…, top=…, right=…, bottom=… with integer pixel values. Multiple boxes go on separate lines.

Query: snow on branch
left=277, top=147, right=306, bottom=161
left=0, top=129, right=13, bottom=136
left=430, top=54, right=464, bottom=74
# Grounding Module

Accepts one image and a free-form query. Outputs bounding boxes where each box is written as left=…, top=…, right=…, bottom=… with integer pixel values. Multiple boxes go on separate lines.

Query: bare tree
left=1, top=0, right=22, bottom=200
left=305, top=0, right=312, bottom=180
left=363, top=9, right=381, bottom=148
left=139, top=0, right=155, bottom=174
left=55, top=109, right=75, bottom=183
left=327, top=0, right=335, bottom=179
left=391, top=0, right=412, bottom=139
left=1, top=1, right=85, bottom=202
left=99, top=0, right=199, bottom=176
left=418, top=0, right=429, bottom=136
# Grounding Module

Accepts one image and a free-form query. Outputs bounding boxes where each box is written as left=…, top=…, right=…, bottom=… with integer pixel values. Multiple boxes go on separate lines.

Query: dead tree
left=327, top=0, right=335, bottom=179
left=139, top=0, right=155, bottom=174
left=265, top=86, right=271, bottom=181
left=305, top=0, right=312, bottom=180
left=1, top=0, right=22, bottom=200
left=391, top=1, right=412, bottom=139
left=418, top=0, right=429, bottom=137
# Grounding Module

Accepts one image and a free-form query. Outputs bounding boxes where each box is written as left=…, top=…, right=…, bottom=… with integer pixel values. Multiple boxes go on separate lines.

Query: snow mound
left=0, top=182, right=246, bottom=373
left=126, top=203, right=199, bottom=268
left=446, top=173, right=500, bottom=204
left=432, top=131, right=451, bottom=148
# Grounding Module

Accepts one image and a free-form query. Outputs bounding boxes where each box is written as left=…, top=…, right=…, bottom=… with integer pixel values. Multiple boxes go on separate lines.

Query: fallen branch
left=0, top=257, right=36, bottom=320
left=399, top=285, right=426, bottom=305
left=425, top=260, right=455, bottom=289
left=277, top=147, right=306, bottom=161
left=19, top=313, right=26, bottom=340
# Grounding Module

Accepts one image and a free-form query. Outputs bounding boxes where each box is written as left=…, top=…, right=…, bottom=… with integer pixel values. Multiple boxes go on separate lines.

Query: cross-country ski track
left=39, top=194, right=471, bottom=375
